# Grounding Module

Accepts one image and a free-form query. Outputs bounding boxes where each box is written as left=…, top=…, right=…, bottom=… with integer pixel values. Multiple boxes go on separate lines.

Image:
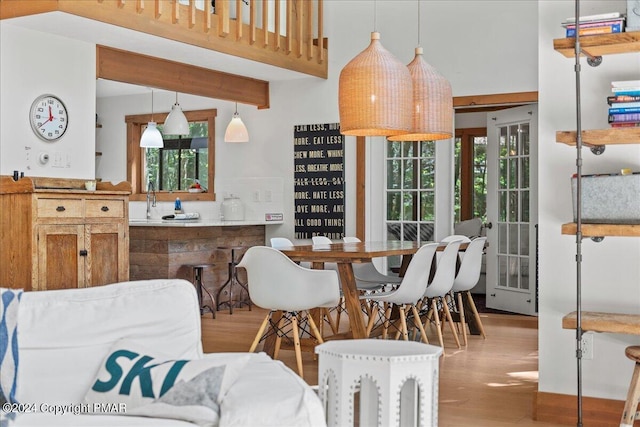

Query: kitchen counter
left=129, top=218, right=283, bottom=227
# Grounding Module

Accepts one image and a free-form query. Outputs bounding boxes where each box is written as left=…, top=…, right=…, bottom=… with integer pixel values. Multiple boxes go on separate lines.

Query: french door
left=486, top=105, right=538, bottom=315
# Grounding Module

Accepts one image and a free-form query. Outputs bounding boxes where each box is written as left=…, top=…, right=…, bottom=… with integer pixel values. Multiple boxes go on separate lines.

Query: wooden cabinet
left=0, top=176, right=131, bottom=291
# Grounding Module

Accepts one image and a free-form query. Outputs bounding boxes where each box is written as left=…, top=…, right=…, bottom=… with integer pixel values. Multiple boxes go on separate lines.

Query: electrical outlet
left=581, top=333, right=593, bottom=360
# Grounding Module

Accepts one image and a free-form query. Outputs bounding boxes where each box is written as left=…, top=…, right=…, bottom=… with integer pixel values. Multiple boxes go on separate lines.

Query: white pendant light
left=224, top=103, right=249, bottom=143
left=163, top=92, right=190, bottom=136
left=140, top=90, right=164, bottom=148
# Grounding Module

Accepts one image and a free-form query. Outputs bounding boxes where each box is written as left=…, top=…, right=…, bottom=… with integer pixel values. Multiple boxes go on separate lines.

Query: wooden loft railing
left=0, top=0, right=328, bottom=79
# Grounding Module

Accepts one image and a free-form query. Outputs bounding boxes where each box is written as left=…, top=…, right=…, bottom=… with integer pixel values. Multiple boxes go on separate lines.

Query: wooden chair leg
left=398, top=306, right=409, bottom=341
left=322, top=307, right=338, bottom=335
left=291, top=314, right=304, bottom=378
left=457, top=292, right=468, bottom=346
left=365, top=304, right=379, bottom=337
left=466, top=291, right=487, bottom=339
left=621, top=361, right=640, bottom=426
left=307, top=310, right=324, bottom=344
left=382, top=304, right=392, bottom=339
left=441, top=296, right=461, bottom=349
left=273, top=315, right=285, bottom=360
left=429, top=299, right=445, bottom=353
left=411, top=305, right=429, bottom=344
left=249, top=312, right=271, bottom=352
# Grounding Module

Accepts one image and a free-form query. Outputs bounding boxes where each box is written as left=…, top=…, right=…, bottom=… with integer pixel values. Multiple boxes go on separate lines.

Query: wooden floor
left=201, top=306, right=565, bottom=426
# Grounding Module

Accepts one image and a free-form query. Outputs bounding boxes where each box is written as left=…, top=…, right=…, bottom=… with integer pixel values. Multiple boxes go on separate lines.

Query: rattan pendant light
left=338, top=29, right=412, bottom=136
left=388, top=2, right=453, bottom=142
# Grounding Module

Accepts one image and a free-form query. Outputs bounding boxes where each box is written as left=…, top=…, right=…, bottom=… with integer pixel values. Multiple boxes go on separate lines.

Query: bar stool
left=621, top=345, right=640, bottom=426
left=184, top=263, right=216, bottom=318
left=216, top=246, right=252, bottom=314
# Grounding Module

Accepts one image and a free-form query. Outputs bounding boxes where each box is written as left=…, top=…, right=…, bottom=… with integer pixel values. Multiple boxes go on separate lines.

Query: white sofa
left=4, top=279, right=325, bottom=426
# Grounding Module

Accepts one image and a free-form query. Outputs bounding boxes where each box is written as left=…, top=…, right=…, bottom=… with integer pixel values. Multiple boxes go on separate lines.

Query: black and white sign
left=294, top=123, right=345, bottom=239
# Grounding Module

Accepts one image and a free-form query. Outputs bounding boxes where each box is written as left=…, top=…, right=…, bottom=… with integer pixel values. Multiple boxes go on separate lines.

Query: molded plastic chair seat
left=450, top=237, right=487, bottom=345
left=359, top=243, right=439, bottom=342
left=237, top=246, right=340, bottom=379
left=421, top=240, right=463, bottom=353
left=343, top=236, right=402, bottom=292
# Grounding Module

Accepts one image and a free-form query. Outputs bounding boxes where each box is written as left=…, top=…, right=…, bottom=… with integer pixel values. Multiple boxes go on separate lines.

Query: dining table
left=278, top=240, right=422, bottom=340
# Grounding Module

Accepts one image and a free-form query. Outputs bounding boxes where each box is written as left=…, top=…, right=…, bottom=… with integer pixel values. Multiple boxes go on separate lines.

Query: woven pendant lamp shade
left=339, top=32, right=412, bottom=137
left=388, top=47, right=453, bottom=141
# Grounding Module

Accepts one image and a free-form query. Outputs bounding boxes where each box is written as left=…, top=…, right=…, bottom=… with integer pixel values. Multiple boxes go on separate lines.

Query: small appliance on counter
left=222, top=194, right=244, bottom=221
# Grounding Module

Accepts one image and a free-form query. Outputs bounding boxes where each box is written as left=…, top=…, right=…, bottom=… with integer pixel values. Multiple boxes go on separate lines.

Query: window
left=126, top=109, right=216, bottom=202
left=454, top=128, right=487, bottom=223
left=385, top=140, right=436, bottom=268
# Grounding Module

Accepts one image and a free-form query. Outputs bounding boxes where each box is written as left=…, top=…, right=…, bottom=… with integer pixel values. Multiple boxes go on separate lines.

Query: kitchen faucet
left=146, top=180, right=156, bottom=219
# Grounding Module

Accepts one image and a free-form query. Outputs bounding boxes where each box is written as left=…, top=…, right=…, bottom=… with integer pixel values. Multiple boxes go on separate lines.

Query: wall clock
left=29, top=94, right=69, bottom=142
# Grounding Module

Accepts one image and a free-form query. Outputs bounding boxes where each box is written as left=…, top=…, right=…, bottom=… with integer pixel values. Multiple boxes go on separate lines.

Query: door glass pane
left=509, top=158, right=518, bottom=189
left=499, top=191, right=507, bottom=221
left=473, top=137, right=488, bottom=220
left=499, top=255, right=507, bottom=287
left=402, top=141, right=414, bottom=157
left=499, top=126, right=508, bottom=157
left=521, top=258, right=530, bottom=290
left=509, top=125, right=519, bottom=156
left=403, top=192, right=417, bottom=221
left=521, top=190, right=529, bottom=222
left=498, top=223, right=507, bottom=254
left=509, top=224, right=519, bottom=255
left=508, top=256, right=519, bottom=288
left=387, top=160, right=401, bottom=189
left=520, top=224, right=529, bottom=256
left=520, top=157, right=529, bottom=189
left=509, top=191, right=518, bottom=222
left=454, top=137, right=462, bottom=223
left=499, top=159, right=507, bottom=189
left=420, top=191, right=435, bottom=221
left=521, top=123, right=530, bottom=155
left=421, top=140, right=435, bottom=157
left=387, top=141, right=401, bottom=158
left=420, top=159, right=435, bottom=189
left=403, top=159, right=415, bottom=189
left=387, top=192, right=401, bottom=220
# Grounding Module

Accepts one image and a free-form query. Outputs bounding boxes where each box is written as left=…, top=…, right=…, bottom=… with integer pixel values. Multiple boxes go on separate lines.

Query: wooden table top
left=278, top=240, right=422, bottom=263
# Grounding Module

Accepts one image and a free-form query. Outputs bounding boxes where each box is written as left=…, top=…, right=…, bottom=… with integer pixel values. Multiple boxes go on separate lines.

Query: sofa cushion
left=84, top=339, right=250, bottom=427
left=16, top=279, right=203, bottom=405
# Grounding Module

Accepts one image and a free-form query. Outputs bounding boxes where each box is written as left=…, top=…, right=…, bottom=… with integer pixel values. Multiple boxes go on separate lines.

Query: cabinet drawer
left=85, top=199, right=124, bottom=218
left=37, top=199, right=83, bottom=218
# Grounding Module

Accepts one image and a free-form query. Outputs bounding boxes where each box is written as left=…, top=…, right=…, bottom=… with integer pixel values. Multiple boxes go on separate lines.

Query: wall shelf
left=563, top=311, right=640, bottom=335
left=553, top=32, right=640, bottom=58
left=556, top=128, right=640, bottom=146
left=561, top=222, right=640, bottom=237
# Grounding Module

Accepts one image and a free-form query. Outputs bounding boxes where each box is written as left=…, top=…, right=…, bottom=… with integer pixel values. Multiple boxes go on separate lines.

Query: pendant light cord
left=417, top=0, right=421, bottom=47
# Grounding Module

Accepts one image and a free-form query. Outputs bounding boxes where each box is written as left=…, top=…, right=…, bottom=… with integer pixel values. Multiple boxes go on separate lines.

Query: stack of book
left=608, top=80, right=640, bottom=128
left=561, top=12, right=625, bottom=37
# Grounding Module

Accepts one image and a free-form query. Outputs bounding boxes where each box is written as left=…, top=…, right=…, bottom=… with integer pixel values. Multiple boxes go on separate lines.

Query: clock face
left=29, top=94, right=69, bottom=142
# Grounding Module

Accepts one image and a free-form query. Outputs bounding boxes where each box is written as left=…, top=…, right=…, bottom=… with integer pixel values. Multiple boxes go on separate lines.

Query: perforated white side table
left=316, top=339, right=443, bottom=427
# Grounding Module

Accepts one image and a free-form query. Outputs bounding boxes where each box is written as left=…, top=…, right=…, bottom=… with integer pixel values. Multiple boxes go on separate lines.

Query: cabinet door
left=37, top=224, right=84, bottom=291
left=85, top=222, right=128, bottom=286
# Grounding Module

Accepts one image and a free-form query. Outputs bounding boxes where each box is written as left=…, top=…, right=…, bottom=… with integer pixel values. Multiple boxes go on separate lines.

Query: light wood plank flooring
left=201, top=307, right=564, bottom=426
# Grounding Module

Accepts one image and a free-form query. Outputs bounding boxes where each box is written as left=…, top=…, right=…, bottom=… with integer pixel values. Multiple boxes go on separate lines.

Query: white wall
left=538, top=0, right=640, bottom=400
left=0, top=24, right=96, bottom=179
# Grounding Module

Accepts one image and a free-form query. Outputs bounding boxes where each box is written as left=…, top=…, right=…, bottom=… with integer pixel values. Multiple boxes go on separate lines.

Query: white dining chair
left=421, top=240, right=463, bottom=353
left=237, top=246, right=340, bottom=379
left=360, top=242, right=439, bottom=343
left=451, top=236, right=488, bottom=345
left=311, top=235, right=347, bottom=331
left=343, top=236, right=402, bottom=292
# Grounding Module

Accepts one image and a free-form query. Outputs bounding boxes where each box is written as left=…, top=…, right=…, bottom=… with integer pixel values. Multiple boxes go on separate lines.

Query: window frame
left=126, top=108, right=217, bottom=202
left=455, top=127, right=487, bottom=221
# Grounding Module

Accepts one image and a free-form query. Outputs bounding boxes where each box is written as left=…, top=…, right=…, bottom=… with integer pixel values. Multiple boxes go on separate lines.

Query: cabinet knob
left=101, top=206, right=109, bottom=212
left=56, top=206, right=66, bottom=212
left=79, top=249, right=88, bottom=257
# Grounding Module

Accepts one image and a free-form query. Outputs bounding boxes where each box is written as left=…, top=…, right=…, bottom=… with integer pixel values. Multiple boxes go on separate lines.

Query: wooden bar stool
left=621, top=346, right=640, bottom=427
left=184, top=264, right=216, bottom=318
left=216, top=246, right=252, bottom=314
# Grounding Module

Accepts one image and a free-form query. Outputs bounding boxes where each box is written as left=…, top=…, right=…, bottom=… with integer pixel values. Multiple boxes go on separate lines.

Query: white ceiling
left=4, top=11, right=314, bottom=98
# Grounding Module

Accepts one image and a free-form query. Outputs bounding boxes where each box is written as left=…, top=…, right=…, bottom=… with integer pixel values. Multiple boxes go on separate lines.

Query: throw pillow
left=0, top=288, right=23, bottom=405
left=84, top=339, right=250, bottom=427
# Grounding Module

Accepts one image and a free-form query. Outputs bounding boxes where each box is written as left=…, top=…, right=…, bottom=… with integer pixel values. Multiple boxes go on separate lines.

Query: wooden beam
left=262, top=0, right=268, bottom=47
left=454, top=91, right=538, bottom=109
left=96, top=45, right=270, bottom=109
left=0, top=0, right=58, bottom=18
